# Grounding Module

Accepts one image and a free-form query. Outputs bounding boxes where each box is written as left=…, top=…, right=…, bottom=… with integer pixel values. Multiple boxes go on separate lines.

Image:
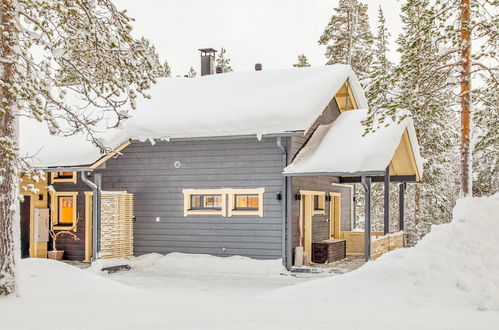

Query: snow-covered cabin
left=19, top=60, right=422, bottom=268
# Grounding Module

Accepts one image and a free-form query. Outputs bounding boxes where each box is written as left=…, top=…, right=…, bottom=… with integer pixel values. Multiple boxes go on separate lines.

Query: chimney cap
left=255, top=63, right=263, bottom=71
left=199, top=48, right=217, bottom=56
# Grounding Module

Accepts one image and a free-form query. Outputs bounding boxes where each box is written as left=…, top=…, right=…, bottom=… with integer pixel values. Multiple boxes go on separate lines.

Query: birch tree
left=0, top=0, right=160, bottom=296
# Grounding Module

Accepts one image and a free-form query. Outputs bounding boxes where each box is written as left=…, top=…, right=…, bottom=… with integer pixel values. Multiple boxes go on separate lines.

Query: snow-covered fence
left=100, top=192, right=134, bottom=259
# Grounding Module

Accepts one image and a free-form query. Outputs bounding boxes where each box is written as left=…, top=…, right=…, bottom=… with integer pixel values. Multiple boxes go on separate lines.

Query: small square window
left=183, top=190, right=227, bottom=216
left=50, top=192, right=78, bottom=230
left=314, top=195, right=325, bottom=211
left=190, top=194, right=222, bottom=210
left=228, top=189, right=265, bottom=217
left=235, top=194, right=259, bottom=210
left=51, top=171, right=77, bottom=183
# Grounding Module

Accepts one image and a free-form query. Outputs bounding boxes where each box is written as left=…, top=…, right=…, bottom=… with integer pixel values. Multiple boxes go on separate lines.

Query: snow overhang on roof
left=283, top=109, right=423, bottom=181
left=20, top=64, right=367, bottom=168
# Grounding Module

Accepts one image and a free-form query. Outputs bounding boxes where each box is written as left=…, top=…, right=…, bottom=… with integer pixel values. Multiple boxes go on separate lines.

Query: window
left=190, top=194, right=223, bottom=210
left=50, top=192, right=78, bottom=230
left=314, top=195, right=325, bottom=211
left=228, top=188, right=265, bottom=217
left=183, top=189, right=227, bottom=216
left=313, top=193, right=326, bottom=215
left=183, top=188, right=265, bottom=217
left=51, top=171, right=77, bottom=184
left=300, top=190, right=326, bottom=215
left=235, top=194, right=259, bottom=210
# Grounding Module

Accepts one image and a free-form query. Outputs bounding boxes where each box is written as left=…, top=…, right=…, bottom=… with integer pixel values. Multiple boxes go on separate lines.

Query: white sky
left=117, top=0, right=403, bottom=76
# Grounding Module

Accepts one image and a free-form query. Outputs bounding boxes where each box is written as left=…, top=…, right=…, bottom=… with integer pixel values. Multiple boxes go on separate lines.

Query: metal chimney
left=199, top=48, right=217, bottom=76
left=255, top=63, right=262, bottom=71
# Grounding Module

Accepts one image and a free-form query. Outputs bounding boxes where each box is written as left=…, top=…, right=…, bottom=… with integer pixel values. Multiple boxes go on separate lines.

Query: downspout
left=277, top=137, right=291, bottom=269
left=81, top=171, right=101, bottom=262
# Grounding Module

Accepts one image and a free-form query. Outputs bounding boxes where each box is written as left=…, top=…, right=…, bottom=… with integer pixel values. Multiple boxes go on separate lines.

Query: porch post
left=94, top=173, right=102, bottom=257
left=383, top=166, right=390, bottom=235
left=361, top=176, right=372, bottom=262
left=399, top=183, right=405, bottom=231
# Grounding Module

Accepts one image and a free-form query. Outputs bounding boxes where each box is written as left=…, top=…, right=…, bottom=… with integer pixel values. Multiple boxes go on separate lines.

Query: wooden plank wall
left=97, top=137, right=286, bottom=260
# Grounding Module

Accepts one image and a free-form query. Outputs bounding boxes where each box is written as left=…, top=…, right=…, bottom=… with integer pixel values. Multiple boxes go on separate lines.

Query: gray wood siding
left=97, top=137, right=286, bottom=260
left=289, top=178, right=353, bottom=250
left=290, top=176, right=338, bottom=249
left=312, top=214, right=329, bottom=243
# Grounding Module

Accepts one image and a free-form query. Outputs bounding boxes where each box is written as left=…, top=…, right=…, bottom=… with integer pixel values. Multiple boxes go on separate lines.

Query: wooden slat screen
left=100, top=192, right=134, bottom=259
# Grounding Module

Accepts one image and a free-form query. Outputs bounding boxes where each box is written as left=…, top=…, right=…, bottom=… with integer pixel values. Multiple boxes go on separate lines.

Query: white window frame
left=51, top=171, right=77, bottom=184
left=50, top=191, right=79, bottom=231
left=183, top=189, right=227, bottom=217
left=182, top=188, right=265, bottom=217
left=227, top=188, right=265, bottom=217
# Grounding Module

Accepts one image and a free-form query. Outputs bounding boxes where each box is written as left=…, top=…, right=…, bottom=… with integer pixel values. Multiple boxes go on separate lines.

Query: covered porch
left=284, top=109, right=423, bottom=263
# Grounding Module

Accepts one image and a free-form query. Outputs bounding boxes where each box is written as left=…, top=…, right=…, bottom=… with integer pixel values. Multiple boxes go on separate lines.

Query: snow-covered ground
left=1, top=194, right=498, bottom=330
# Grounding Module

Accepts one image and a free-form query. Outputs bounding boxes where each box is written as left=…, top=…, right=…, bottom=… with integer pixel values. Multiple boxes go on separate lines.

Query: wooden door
left=330, top=193, right=341, bottom=239
left=20, top=196, right=31, bottom=258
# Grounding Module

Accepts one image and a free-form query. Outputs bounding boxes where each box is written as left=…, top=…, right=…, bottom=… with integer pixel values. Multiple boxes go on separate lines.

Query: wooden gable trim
left=90, top=140, right=131, bottom=169
left=389, top=129, right=421, bottom=181
left=334, top=81, right=359, bottom=112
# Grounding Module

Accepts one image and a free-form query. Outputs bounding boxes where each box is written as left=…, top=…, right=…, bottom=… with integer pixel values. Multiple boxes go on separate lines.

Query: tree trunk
left=0, top=0, right=18, bottom=296
left=460, top=0, right=472, bottom=197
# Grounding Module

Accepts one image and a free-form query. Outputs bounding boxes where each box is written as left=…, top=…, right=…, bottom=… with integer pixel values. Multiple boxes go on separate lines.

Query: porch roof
left=283, top=109, right=423, bottom=181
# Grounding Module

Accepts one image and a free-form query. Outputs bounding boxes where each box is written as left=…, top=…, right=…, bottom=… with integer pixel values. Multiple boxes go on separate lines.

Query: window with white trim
left=51, top=171, right=77, bottom=183
left=183, top=188, right=265, bottom=217
left=183, top=189, right=227, bottom=216
left=50, top=192, right=79, bottom=230
left=227, top=188, right=265, bottom=217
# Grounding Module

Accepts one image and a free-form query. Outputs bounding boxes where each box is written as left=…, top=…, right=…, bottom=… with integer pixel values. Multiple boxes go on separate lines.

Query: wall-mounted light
left=276, top=192, right=282, bottom=200
left=295, top=194, right=301, bottom=201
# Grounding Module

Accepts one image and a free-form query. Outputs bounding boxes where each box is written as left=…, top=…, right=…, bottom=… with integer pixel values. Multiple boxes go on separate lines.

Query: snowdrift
left=90, top=252, right=286, bottom=277
left=270, top=194, right=499, bottom=311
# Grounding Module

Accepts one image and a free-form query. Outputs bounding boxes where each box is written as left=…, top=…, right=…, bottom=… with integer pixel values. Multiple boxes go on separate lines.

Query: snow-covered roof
left=283, top=109, right=423, bottom=179
left=20, top=65, right=367, bottom=168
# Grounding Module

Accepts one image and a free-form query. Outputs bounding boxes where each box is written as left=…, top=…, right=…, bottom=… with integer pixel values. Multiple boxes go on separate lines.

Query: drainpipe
left=360, top=176, right=372, bottom=262
left=81, top=171, right=102, bottom=262
left=277, top=137, right=292, bottom=269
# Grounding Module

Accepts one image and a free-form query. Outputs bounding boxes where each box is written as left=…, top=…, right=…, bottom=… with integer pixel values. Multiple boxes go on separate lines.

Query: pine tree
left=0, top=0, right=160, bottom=296
left=363, top=6, right=394, bottom=129
left=187, top=66, right=197, bottom=78
left=318, top=0, right=374, bottom=80
left=399, top=0, right=459, bottom=244
left=159, top=61, right=172, bottom=78
left=432, top=0, right=498, bottom=196
left=216, top=47, right=233, bottom=73
left=472, top=76, right=499, bottom=196
left=363, top=0, right=458, bottom=244
left=293, top=54, right=311, bottom=67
